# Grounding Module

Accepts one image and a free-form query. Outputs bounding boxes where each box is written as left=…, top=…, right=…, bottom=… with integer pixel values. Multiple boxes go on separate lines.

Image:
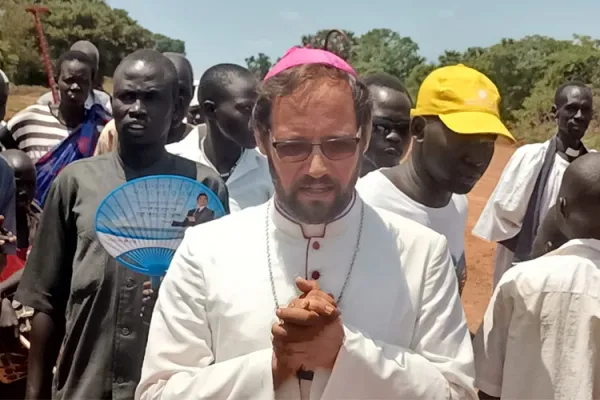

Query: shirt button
left=311, top=270, right=321, bottom=280
left=312, top=241, right=320, bottom=250
left=122, top=327, right=130, bottom=336
left=125, top=278, right=135, bottom=288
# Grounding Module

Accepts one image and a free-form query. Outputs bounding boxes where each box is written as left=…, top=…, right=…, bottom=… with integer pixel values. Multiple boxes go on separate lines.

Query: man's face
left=57, top=60, right=92, bottom=109
left=417, top=118, right=496, bottom=194
left=555, top=86, right=593, bottom=144
left=197, top=195, right=208, bottom=207
left=367, top=86, right=412, bottom=167
left=262, top=78, right=362, bottom=224
left=113, top=60, right=174, bottom=147
left=214, top=76, right=258, bottom=149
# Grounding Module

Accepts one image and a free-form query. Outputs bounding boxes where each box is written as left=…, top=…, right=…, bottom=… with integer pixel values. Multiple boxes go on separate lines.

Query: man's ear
left=558, top=197, right=567, bottom=218
left=360, top=126, right=372, bottom=154
left=410, top=116, right=426, bottom=142
left=202, top=100, right=216, bottom=119
left=172, top=95, right=185, bottom=125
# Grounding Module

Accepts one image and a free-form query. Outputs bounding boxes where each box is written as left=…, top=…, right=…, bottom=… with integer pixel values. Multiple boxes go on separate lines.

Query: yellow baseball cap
left=411, top=64, right=514, bottom=142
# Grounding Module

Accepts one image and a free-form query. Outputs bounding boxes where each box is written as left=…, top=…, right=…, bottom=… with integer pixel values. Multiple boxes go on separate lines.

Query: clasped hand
left=271, top=277, right=344, bottom=386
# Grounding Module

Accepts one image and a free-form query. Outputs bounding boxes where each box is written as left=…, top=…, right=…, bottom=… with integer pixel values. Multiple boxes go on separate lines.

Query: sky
left=107, top=0, right=600, bottom=78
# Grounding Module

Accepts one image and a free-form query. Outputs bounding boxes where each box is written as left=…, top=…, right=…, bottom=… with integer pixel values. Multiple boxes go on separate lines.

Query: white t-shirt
left=356, top=169, right=468, bottom=285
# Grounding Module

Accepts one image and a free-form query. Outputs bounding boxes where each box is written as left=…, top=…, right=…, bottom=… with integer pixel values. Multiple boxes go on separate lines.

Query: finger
left=143, top=281, right=151, bottom=290
left=304, top=290, right=337, bottom=306
left=142, top=289, right=154, bottom=296
left=272, top=322, right=324, bottom=343
left=295, top=277, right=319, bottom=294
left=302, top=298, right=339, bottom=318
left=276, top=307, right=322, bottom=326
left=287, top=298, right=309, bottom=309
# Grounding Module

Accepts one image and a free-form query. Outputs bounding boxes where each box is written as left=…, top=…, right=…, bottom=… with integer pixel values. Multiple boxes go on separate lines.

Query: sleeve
left=317, top=236, right=477, bottom=400
left=472, top=275, right=515, bottom=397
left=135, top=230, right=275, bottom=400
left=15, top=173, right=75, bottom=319
left=0, top=158, right=16, bottom=254
left=471, top=144, right=547, bottom=242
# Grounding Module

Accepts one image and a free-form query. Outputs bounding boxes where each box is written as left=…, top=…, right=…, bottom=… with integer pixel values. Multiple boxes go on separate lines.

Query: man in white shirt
left=357, top=65, right=515, bottom=294
left=166, top=64, right=273, bottom=212
left=474, top=152, right=600, bottom=400
left=473, top=81, right=594, bottom=288
left=137, top=46, right=476, bottom=400
left=37, top=40, right=112, bottom=114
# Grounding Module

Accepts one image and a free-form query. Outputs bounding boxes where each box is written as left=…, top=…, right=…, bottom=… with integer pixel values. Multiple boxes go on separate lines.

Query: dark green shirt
left=16, top=152, right=229, bottom=400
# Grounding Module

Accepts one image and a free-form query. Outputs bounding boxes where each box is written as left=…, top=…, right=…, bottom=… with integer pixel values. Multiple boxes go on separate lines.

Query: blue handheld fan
left=95, top=175, right=226, bottom=286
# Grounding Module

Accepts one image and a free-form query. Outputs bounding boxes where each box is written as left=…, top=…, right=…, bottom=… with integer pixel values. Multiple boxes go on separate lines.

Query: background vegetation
left=1, top=1, right=598, bottom=147
left=247, top=30, right=600, bottom=148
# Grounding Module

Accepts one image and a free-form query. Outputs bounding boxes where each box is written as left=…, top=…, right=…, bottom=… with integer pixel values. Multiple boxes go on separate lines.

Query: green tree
left=301, top=29, right=357, bottom=61
left=245, top=52, right=272, bottom=79
left=153, top=33, right=185, bottom=54
left=351, top=29, right=424, bottom=81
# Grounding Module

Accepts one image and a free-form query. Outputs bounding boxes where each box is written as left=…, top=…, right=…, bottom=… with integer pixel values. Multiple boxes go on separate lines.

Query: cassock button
left=311, top=270, right=321, bottom=280
left=312, top=241, right=320, bottom=250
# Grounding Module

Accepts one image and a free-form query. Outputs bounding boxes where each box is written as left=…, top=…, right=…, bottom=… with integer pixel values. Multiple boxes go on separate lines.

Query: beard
left=268, top=157, right=359, bottom=224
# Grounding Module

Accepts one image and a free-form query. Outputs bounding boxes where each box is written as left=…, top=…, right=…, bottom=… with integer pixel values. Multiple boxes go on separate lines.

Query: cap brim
left=439, top=112, right=515, bottom=142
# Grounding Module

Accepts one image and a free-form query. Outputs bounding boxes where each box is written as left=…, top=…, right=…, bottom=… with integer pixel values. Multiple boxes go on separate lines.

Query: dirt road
left=462, top=144, right=516, bottom=332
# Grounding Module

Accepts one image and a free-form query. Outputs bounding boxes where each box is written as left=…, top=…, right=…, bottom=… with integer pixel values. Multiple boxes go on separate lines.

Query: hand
left=0, top=215, right=16, bottom=248
left=140, top=280, right=159, bottom=322
left=187, top=216, right=195, bottom=222
left=0, top=297, right=19, bottom=339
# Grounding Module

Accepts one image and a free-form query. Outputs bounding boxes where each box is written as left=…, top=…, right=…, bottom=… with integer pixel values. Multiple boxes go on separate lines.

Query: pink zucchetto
left=264, top=46, right=357, bottom=81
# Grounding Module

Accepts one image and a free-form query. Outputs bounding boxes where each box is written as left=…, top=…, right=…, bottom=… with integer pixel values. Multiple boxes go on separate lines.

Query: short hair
left=252, top=64, right=372, bottom=143
left=54, top=50, right=95, bottom=82
left=198, top=63, right=254, bottom=105
left=114, top=49, right=179, bottom=102
left=70, top=40, right=99, bottom=67
left=363, top=73, right=410, bottom=95
left=554, top=80, right=591, bottom=105
left=163, top=52, right=194, bottom=98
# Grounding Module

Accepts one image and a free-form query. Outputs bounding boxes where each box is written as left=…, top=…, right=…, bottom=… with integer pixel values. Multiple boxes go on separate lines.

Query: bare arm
left=26, top=312, right=64, bottom=400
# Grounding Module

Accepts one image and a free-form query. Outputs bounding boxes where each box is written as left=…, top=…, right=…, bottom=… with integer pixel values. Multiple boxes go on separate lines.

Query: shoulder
left=356, top=170, right=391, bottom=204
left=499, top=253, right=599, bottom=297
left=508, top=141, right=549, bottom=163
left=35, top=91, right=53, bottom=105
left=366, top=203, right=446, bottom=251
left=451, top=194, right=469, bottom=214
left=184, top=203, right=264, bottom=242
left=7, top=105, right=52, bottom=127
left=57, top=154, right=113, bottom=183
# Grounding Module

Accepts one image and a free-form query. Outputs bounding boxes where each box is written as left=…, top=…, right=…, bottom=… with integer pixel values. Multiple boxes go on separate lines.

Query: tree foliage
left=0, top=0, right=185, bottom=85
left=245, top=30, right=600, bottom=146
left=245, top=52, right=272, bottom=80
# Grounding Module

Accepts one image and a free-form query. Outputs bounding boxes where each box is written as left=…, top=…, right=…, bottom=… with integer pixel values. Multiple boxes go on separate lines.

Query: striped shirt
left=5, top=104, right=105, bottom=163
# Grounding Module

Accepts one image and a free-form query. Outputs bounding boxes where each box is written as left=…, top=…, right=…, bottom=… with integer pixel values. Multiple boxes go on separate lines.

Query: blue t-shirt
left=0, top=156, right=16, bottom=254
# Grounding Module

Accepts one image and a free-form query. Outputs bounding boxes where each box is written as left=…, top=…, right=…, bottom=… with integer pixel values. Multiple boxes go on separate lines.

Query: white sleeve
left=472, top=144, right=547, bottom=242
left=317, top=237, right=477, bottom=400
left=473, top=273, right=515, bottom=397
left=135, top=232, right=275, bottom=400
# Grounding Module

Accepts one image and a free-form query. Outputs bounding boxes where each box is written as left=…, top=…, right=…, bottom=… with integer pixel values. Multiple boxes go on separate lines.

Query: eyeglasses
left=271, top=136, right=361, bottom=163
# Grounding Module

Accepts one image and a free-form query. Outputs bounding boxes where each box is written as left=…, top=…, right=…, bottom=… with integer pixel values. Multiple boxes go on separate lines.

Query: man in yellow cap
left=357, top=64, right=514, bottom=294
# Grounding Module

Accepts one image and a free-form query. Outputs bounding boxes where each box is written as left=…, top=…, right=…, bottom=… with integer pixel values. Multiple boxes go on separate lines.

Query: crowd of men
left=0, top=37, right=597, bottom=400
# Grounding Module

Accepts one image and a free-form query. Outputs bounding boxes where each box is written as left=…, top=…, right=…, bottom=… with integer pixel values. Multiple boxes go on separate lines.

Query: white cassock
left=136, top=195, right=476, bottom=400
left=472, top=140, right=569, bottom=287
left=166, top=125, right=274, bottom=212
left=473, top=238, right=600, bottom=399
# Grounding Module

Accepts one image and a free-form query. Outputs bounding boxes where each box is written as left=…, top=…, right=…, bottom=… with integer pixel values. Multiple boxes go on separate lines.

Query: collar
left=271, top=192, right=358, bottom=239
left=199, top=137, right=260, bottom=185
left=545, top=238, right=600, bottom=258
